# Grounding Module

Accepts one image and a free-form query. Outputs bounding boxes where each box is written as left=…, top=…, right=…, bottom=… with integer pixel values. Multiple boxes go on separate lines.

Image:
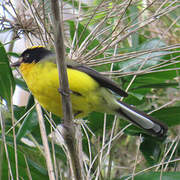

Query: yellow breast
left=19, top=61, right=106, bottom=118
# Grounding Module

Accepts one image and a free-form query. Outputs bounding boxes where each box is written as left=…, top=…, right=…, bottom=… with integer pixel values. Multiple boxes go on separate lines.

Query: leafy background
left=0, top=0, right=180, bottom=179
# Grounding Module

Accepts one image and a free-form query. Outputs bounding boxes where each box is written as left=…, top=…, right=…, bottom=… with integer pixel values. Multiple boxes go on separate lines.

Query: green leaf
left=14, top=78, right=28, bottom=91
left=0, top=42, right=15, bottom=106
left=24, top=94, right=34, bottom=111
left=119, top=39, right=167, bottom=73
left=129, top=69, right=179, bottom=90
left=140, top=137, right=164, bottom=165
left=120, top=51, right=167, bottom=73
left=16, top=109, right=38, bottom=142
left=120, top=172, right=180, bottom=180
left=140, top=39, right=166, bottom=50
left=7, top=52, right=20, bottom=58
left=128, top=92, right=144, bottom=100
left=128, top=4, right=139, bottom=46
left=0, top=141, right=49, bottom=179
left=27, top=158, right=48, bottom=176
left=131, top=82, right=178, bottom=90
left=14, top=94, right=36, bottom=141
left=13, top=105, right=26, bottom=120
left=125, top=64, right=180, bottom=97
left=85, top=112, right=115, bottom=135
left=123, top=47, right=180, bottom=94
left=151, top=106, right=180, bottom=127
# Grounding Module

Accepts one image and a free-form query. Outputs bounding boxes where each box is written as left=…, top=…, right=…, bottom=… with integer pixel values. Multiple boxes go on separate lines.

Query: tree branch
left=50, top=1, right=84, bottom=179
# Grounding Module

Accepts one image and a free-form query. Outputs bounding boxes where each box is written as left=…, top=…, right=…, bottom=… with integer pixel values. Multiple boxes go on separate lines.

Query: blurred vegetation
left=0, top=0, right=180, bottom=179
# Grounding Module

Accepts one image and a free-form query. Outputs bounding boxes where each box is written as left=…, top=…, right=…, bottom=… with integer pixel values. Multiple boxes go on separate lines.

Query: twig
left=50, top=0, right=84, bottom=179
left=50, top=125, right=59, bottom=179
left=35, top=101, right=56, bottom=180
left=0, top=135, right=3, bottom=180
left=131, top=136, right=142, bottom=180
left=87, top=124, right=132, bottom=178
left=95, top=114, right=107, bottom=180
left=11, top=87, right=19, bottom=180
left=106, top=44, right=118, bottom=179
left=0, top=111, right=14, bottom=179
left=125, top=157, right=180, bottom=180
left=164, top=137, right=180, bottom=171
left=106, top=116, right=117, bottom=179
left=24, top=155, right=32, bottom=180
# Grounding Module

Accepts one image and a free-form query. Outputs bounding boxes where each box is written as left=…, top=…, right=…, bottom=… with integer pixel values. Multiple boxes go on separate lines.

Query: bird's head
left=11, top=46, right=53, bottom=67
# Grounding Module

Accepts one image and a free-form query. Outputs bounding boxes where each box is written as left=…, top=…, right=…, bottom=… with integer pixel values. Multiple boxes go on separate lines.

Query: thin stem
left=11, top=87, right=19, bottom=180
left=50, top=1, right=84, bottom=179
left=35, top=101, right=56, bottom=180
left=0, top=111, right=13, bottom=179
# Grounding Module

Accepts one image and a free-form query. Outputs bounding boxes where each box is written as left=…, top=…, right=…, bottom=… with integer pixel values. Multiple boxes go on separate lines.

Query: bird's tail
left=115, top=100, right=168, bottom=137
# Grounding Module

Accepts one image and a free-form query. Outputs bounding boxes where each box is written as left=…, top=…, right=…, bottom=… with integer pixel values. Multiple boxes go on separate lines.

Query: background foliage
left=0, top=0, right=180, bottom=179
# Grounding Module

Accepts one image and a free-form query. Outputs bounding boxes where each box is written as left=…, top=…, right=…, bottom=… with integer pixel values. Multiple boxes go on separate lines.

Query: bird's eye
left=24, top=53, right=30, bottom=60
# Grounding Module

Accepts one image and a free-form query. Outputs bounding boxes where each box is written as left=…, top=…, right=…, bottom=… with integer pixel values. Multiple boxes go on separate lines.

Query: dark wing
left=68, top=64, right=128, bottom=97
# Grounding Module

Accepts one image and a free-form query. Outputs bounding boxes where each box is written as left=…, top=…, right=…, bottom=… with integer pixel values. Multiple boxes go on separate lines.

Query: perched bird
left=11, top=46, right=167, bottom=137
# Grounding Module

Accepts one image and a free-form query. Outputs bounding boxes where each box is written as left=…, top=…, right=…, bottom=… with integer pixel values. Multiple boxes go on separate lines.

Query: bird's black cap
left=11, top=46, right=52, bottom=67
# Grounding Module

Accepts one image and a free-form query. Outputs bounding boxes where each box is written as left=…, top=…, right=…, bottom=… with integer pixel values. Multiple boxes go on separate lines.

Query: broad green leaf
left=140, top=39, right=166, bottom=50
left=151, top=106, right=180, bottom=127
left=14, top=78, right=28, bottom=91
left=141, top=137, right=180, bottom=167
left=15, top=95, right=35, bottom=141
left=0, top=141, right=49, bottom=180
left=128, top=4, right=139, bottom=46
left=120, top=51, right=167, bottom=73
left=140, top=137, right=164, bottom=165
left=85, top=112, right=114, bottom=135
left=16, top=109, right=38, bottom=142
left=7, top=52, right=20, bottom=58
left=129, top=68, right=179, bottom=88
left=125, top=64, right=180, bottom=98
left=122, top=47, right=180, bottom=93
left=0, top=42, right=15, bottom=106
left=13, top=105, right=26, bottom=120
left=120, top=172, right=180, bottom=180
left=119, top=39, right=167, bottom=73
left=25, top=94, right=34, bottom=111
left=128, top=92, right=144, bottom=101
left=27, top=158, right=48, bottom=177
left=131, top=82, right=178, bottom=90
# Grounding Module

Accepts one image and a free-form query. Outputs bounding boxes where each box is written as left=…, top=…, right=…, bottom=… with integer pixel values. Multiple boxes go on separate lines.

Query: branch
left=35, top=101, right=55, bottom=180
left=50, top=1, right=84, bottom=179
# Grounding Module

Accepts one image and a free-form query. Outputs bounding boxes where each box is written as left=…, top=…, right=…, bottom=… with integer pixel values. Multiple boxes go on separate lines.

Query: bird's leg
left=58, top=88, right=70, bottom=97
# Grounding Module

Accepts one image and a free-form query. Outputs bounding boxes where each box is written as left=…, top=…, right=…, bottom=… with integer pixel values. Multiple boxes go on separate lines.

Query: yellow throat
left=19, top=60, right=112, bottom=118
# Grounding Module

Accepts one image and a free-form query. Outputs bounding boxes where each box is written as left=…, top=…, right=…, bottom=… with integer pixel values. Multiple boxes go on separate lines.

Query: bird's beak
left=11, top=57, right=23, bottom=67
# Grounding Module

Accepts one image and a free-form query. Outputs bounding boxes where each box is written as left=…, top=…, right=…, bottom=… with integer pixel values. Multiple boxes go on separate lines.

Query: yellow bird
left=12, top=46, right=167, bottom=137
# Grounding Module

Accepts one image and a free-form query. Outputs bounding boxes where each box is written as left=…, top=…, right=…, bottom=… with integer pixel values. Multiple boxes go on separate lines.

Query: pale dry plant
left=0, top=0, right=180, bottom=179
